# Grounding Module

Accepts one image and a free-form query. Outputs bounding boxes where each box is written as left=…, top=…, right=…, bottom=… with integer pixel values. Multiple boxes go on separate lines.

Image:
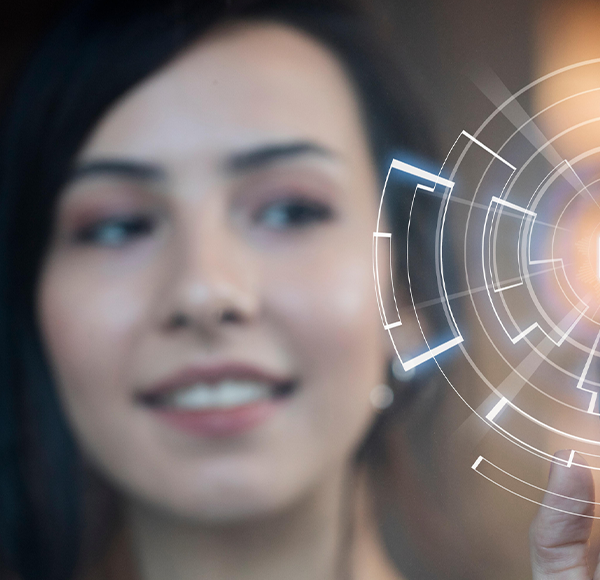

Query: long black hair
left=0, top=1, right=440, bottom=579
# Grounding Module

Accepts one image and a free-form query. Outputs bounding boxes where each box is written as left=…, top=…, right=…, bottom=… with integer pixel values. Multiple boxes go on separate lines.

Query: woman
left=0, top=0, right=583, bottom=579
left=0, top=1, right=444, bottom=579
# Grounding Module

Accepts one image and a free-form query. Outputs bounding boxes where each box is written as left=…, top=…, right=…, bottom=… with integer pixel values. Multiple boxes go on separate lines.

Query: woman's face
left=36, top=21, right=390, bottom=521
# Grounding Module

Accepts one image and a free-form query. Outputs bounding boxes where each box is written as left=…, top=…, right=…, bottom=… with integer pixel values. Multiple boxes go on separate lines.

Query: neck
left=97, top=462, right=403, bottom=580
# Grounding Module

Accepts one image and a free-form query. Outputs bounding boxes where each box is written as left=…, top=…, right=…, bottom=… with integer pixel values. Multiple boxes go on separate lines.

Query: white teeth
left=168, top=381, right=270, bottom=410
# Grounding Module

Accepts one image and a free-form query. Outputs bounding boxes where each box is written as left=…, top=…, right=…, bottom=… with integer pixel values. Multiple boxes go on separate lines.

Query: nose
left=157, top=203, right=259, bottom=337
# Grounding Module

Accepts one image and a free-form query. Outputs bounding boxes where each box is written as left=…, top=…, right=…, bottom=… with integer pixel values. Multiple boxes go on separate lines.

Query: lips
left=135, top=363, right=297, bottom=436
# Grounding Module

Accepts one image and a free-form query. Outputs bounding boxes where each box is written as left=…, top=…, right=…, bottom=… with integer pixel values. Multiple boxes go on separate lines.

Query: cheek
left=36, top=259, right=145, bottom=434
left=265, top=237, right=386, bottom=436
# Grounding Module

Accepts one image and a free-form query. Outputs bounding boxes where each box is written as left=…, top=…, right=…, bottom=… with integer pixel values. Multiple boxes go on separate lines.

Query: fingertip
left=543, top=449, right=594, bottom=518
left=548, top=450, right=591, bottom=488
left=530, top=450, right=595, bottom=577
left=551, top=448, right=585, bottom=467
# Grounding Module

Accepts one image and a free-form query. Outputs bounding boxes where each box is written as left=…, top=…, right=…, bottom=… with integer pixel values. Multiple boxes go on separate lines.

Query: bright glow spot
left=370, top=384, right=394, bottom=410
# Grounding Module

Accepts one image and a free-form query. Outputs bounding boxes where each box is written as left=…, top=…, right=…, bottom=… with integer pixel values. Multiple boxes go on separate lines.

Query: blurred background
left=3, top=1, right=600, bottom=579
left=0, top=0, right=536, bottom=155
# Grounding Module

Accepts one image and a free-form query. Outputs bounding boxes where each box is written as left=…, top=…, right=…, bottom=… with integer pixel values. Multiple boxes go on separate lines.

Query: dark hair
left=0, top=1, right=441, bottom=579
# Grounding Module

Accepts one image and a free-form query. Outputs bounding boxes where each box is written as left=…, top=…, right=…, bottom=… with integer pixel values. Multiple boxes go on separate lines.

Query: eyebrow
left=68, top=141, right=336, bottom=185
left=69, top=159, right=166, bottom=183
left=224, top=141, right=337, bottom=173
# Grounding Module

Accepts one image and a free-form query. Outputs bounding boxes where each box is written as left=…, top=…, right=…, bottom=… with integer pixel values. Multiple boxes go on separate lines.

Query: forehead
left=78, top=21, right=368, bottom=164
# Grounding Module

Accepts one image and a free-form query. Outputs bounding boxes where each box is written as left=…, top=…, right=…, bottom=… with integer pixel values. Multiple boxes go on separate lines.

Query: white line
left=415, top=265, right=558, bottom=310
left=486, top=396, right=509, bottom=422
left=416, top=184, right=435, bottom=192
left=373, top=233, right=387, bottom=327
left=474, top=455, right=600, bottom=510
left=505, top=304, right=589, bottom=347
left=576, top=331, right=600, bottom=390
left=512, top=323, right=538, bottom=343
left=402, top=335, right=464, bottom=371
left=598, top=235, right=600, bottom=280
left=416, top=185, right=566, bottom=230
left=476, top=455, right=600, bottom=502
left=390, top=159, right=455, bottom=189
left=493, top=281, right=523, bottom=293
left=375, top=158, right=462, bottom=376
left=564, top=160, right=600, bottom=210
left=556, top=306, right=588, bottom=346
left=490, top=195, right=537, bottom=216
left=473, top=469, right=600, bottom=519
left=589, top=392, right=598, bottom=414
left=576, top=330, right=600, bottom=413
left=462, top=130, right=517, bottom=170
left=484, top=415, right=600, bottom=469
left=471, top=456, right=484, bottom=470
left=567, top=449, right=575, bottom=468
left=373, top=231, right=403, bottom=330
left=502, top=395, right=600, bottom=446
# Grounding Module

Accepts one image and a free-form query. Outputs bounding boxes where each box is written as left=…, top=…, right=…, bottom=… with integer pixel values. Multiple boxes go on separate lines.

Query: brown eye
left=255, top=198, right=334, bottom=229
left=73, top=214, right=157, bottom=246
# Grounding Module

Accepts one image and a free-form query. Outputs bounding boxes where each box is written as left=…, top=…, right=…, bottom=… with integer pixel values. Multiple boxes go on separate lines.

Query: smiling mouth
left=134, top=363, right=299, bottom=436
left=138, top=379, right=297, bottom=411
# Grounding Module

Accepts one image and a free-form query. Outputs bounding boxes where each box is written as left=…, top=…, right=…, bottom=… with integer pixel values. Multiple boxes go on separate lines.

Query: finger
left=530, top=450, right=595, bottom=579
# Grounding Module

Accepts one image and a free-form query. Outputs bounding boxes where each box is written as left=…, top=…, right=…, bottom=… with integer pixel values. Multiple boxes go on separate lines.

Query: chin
left=119, top=456, right=314, bottom=524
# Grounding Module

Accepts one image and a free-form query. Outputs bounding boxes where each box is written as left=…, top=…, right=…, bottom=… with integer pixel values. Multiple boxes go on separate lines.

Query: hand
left=530, top=450, right=598, bottom=579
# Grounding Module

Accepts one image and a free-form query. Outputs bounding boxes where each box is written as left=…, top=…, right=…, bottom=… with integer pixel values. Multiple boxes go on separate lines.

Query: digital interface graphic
left=373, top=59, right=600, bottom=518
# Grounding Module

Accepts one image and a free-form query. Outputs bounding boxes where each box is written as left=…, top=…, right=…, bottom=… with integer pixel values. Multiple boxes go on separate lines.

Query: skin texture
left=35, top=21, right=406, bottom=580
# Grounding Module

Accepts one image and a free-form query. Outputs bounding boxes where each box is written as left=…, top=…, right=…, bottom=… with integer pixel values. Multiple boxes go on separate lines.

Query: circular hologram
left=373, top=59, right=600, bottom=516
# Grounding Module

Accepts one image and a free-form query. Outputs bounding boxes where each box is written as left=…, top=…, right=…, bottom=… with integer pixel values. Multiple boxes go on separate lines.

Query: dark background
left=0, top=0, right=534, bottom=154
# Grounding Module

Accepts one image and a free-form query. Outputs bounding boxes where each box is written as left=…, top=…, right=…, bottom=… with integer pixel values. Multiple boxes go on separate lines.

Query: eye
left=255, top=198, right=334, bottom=229
left=73, top=214, right=157, bottom=246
